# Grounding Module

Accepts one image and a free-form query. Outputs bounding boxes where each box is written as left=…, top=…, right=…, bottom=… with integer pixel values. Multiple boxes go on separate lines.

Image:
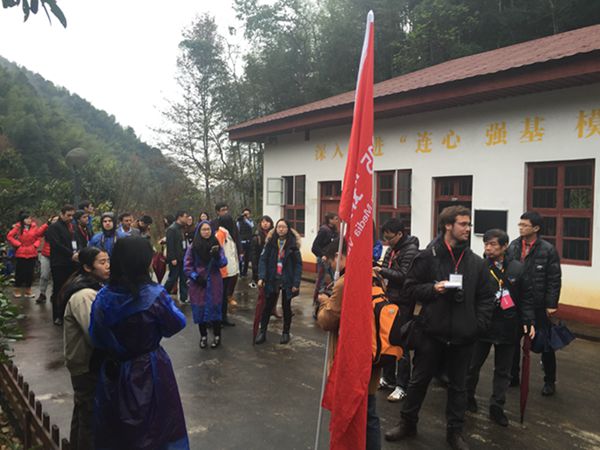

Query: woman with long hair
left=61, top=246, right=110, bottom=450
left=89, top=237, right=189, bottom=450
left=255, top=219, right=302, bottom=345
left=7, top=211, right=48, bottom=298
left=249, top=215, right=274, bottom=288
left=184, top=220, right=227, bottom=348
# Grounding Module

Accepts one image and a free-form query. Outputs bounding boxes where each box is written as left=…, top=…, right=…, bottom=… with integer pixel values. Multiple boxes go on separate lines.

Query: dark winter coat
left=74, top=223, right=90, bottom=251
left=379, top=235, right=419, bottom=305
left=237, top=217, right=254, bottom=242
left=506, top=237, right=561, bottom=309
left=250, top=229, right=270, bottom=282
left=259, top=229, right=302, bottom=298
left=165, top=222, right=186, bottom=262
left=311, top=224, right=339, bottom=259
left=402, top=239, right=496, bottom=345
left=45, top=220, right=76, bottom=267
left=480, top=258, right=535, bottom=345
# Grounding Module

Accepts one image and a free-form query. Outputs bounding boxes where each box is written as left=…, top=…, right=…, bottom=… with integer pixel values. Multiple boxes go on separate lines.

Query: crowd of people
left=315, top=206, right=562, bottom=450
left=2, top=200, right=563, bottom=450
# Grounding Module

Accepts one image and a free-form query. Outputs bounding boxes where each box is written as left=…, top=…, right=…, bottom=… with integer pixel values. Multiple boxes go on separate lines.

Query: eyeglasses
left=455, top=221, right=472, bottom=228
left=518, top=223, right=533, bottom=229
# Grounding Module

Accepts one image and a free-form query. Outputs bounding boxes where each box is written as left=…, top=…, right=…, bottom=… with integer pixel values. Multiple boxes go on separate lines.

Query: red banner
left=322, top=11, right=375, bottom=450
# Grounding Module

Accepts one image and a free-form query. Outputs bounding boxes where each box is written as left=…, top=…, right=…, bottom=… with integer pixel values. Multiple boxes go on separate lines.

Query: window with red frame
left=376, top=170, right=412, bottom=235
left=283, top=175, right=305, bottom=235
left=527, top=159, right=594, bottom=265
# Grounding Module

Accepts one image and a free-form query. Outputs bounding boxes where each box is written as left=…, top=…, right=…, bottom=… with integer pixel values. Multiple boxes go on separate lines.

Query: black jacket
left=166, top=222, right=185, bottom=262
left=481, top=258, right=535, bottom=345
left=258, top=230, right=303, bottom=298
left=74, top=224, right=90, bottom=251
left=506, top=237, right=561, bottom=309
left=46, top=220, right=76, bottom=267
left=403, top=239, right=496, bottom=345
left=311, top=225, right=339, bottom=259
left=379, top=235, right=419, bottom=305
left=237, top=217, right=254, bottom=242
left=250, top=229, right=269, bottom=282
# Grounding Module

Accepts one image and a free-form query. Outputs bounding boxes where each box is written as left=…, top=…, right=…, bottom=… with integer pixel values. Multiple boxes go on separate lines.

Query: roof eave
left=228, top=51, right=600, bottom=143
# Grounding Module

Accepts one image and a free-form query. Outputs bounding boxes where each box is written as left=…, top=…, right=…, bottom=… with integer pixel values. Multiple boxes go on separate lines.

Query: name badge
left=500, top=289, right=515, bottom=310
left=71, top=240, right=78, bottom=251
left=446, top=274, right=463, bottom=289
left=182, top=240, right=187, bottom=250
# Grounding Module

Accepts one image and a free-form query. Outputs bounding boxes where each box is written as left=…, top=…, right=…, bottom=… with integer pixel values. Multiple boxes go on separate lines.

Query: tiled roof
left=229, top=24, right=600, bottom=137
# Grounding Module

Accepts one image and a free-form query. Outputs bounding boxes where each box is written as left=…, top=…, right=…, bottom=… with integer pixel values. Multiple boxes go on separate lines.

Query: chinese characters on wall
left=313, top=110, right=599, bottom=160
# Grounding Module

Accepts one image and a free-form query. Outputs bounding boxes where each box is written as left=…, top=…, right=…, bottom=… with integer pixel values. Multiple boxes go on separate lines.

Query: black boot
left=280, top=332, right=290, bottom=344
left=489, top=405, right=509, bottom=427
left=384, top=419, right=417, bottom=441
left=447, top=430, right=470, bottom=450
left=255, top=330, right=267, bottom=345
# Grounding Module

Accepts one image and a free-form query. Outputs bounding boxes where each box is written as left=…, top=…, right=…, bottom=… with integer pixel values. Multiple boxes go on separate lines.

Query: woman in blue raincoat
left=89, top=236, right=189, bottom=450
left=184, top=220, right=227, bottom=349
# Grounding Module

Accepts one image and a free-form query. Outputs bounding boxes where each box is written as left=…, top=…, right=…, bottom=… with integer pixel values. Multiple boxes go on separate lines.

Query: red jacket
left=7, top=222, right=48, bottom=259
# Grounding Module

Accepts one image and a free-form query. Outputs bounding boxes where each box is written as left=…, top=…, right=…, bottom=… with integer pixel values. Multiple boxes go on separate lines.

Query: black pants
left=51, top=264, right=76, bottom=321
left=466, top=341, right=515, bottom=409
left=164, top=262, right=188, bottom=301
left=401, top=335, right=474, bottom=431
left=367, top=394, right=381, bottom=450
left=261, top=288, right=292, bottom=333
left=199, top=322, right=221, bottom=337
left=15, top=257, right=36, bottom=288
left=70, top=372, right=98, bottom=450
left=512, top=308, right=556, bottom=384
left=240, top=241, right=252, bottom=276
left=382, top=303, right=414, bottom=388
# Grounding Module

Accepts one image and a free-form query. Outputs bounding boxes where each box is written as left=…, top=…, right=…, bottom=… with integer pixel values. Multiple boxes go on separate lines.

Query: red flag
left=322, top=11, right=374, bottom=450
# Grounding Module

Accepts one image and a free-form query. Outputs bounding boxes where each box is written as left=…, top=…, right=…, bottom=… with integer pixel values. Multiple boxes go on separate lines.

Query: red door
left=319, top=181, right=341, bottom=225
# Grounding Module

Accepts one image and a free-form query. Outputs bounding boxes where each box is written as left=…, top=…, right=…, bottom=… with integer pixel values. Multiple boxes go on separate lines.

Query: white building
left=229, top=25, right=600, bottom=324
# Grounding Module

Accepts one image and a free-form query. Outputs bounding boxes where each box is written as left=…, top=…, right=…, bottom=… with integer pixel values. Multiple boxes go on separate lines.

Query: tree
left=2, top=0, right=67, bottom=27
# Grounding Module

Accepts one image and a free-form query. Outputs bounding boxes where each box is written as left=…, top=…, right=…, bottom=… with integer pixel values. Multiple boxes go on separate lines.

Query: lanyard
left=388, top=250, right=397, bottom=268
left=277, top=239, right=286, bottom=259
left=489, top=263, right=504, bottom=289
left=444, top=241, right=465, bottom=274
left=521, top=239, right=536, bottom=262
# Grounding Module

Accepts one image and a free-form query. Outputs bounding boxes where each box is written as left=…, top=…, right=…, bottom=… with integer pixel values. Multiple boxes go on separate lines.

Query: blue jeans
left=367, top=395, right=381, bottom=450
left=164, top=262, right=188, bottom=301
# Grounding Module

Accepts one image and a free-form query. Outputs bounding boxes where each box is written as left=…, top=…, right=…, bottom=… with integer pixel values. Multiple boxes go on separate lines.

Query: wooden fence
left=0, top=360, right=70, bottom=450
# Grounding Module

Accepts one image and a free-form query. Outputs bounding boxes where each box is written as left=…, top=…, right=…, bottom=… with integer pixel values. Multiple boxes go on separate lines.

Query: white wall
left=262, top=84, right=600, bottom=310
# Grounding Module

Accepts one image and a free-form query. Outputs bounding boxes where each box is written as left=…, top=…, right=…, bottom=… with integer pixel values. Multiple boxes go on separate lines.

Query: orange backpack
left=371, top=279, right=404, bottom=367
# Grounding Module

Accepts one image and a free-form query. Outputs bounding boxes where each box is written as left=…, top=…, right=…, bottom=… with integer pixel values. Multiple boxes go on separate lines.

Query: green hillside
left=0, top=56, right=199, bottom=235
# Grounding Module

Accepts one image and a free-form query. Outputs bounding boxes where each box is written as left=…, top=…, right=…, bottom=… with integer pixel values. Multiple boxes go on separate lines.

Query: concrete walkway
left=7, top=280, right=600, bottom=449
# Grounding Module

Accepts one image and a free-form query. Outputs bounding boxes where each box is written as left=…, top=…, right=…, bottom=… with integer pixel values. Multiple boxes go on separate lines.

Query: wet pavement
left=6, top=280, right=600, bottom=449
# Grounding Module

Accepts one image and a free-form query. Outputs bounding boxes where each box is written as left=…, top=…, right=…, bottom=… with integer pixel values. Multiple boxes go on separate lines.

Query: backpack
left=371, top=274, right=404, bottom=367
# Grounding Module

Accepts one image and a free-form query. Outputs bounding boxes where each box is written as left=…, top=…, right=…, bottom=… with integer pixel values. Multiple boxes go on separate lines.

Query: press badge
left=71, top=240, right=78, bottom=251
left=499, top=289, right=515, bottom=310
left=446, top=274, right=463, bottom=289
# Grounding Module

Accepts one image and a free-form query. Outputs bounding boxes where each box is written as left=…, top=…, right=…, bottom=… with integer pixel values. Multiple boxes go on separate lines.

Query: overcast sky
left=0, top=0, right=244, bottom=143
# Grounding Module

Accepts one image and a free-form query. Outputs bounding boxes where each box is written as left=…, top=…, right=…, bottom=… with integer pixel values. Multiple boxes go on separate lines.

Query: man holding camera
left=385, top=206, right=495, bottom=450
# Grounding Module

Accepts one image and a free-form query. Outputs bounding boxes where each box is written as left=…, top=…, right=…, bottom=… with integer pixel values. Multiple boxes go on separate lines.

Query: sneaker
left=466, top=396, right=478, bottom=413
left=249, top=282, right=257, bottom=289
left=379, top=377, right=395, bottom=390
left=35, top=294, right=47, bottom=304
left=541, top=382, right=555, bottom=396
left=210, top=336, right=221, bottom=348
left=199, top=336, right=208, bottom=349
left=489, top=405, right=509, bottom=427
left=387, top=386, right=407, bottom=402
left=13, top=291, right=22, bottom=298
left=53, top=318, right=63, bottom=326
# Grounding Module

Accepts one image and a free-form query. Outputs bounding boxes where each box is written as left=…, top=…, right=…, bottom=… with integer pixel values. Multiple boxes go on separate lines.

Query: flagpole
left=314, top=220, right=346, bottom=450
